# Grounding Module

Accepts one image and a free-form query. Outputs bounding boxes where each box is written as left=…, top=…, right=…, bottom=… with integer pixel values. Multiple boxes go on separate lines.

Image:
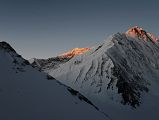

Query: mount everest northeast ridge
left=31, top=26, right=159, bottom=120
left=0, top=41, right=107, bottom=120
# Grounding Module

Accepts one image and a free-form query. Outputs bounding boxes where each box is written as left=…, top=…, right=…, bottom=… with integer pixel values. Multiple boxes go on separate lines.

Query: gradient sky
left=0, top=0, right=159, bottom=59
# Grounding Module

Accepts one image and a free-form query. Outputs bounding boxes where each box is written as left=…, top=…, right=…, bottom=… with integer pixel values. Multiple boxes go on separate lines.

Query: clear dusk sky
left=0, top=0, right=159, bottom=59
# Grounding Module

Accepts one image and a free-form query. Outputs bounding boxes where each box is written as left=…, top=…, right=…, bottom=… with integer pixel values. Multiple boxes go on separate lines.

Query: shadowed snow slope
left=0, top=42, right=107, bottom=120
left=47, top=27, right=159, bottom=120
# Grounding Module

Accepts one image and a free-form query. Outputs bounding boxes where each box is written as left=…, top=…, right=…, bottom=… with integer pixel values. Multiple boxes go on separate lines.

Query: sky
left=0, top=0, right=159, bottom=59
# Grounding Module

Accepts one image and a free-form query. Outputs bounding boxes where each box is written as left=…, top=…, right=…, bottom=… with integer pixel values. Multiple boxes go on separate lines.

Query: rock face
left=45, top=27, right=159, bottom=120
left=107, top=33, right=158, bottom=107
left=29, top=57, right=69, bottom=71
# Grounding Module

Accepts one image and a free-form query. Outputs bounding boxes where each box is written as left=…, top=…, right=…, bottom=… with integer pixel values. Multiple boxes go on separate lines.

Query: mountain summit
left=43, top=27, right=159, bottom=120
left=126, top=26, right=158, bottom=42
left=59, top=47, right=91, bottom=59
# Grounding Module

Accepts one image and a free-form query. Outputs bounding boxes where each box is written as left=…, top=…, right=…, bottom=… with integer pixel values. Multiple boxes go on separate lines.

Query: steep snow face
left=0, top=42, right=107, bottom=120
left=48, top=28, right=159, bottom=120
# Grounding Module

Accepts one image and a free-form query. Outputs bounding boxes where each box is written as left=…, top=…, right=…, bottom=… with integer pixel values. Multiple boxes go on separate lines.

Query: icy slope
left=0, top=41, right=107, bottom=120
left=48, top=27, right=159, bottom=120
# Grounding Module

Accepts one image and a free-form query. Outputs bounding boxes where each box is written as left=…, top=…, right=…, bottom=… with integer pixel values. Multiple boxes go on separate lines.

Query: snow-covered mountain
left=59, top=47, right=91, bottom=58
left=0, top=41, right=107, bottom=120
left=44, top=26, right=159, bottom=120
left=29, top=47, right=91, bottom=71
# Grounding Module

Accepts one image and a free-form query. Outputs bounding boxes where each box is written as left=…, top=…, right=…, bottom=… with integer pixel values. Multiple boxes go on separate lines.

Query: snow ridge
left=0, top=41, right=107, bottom=120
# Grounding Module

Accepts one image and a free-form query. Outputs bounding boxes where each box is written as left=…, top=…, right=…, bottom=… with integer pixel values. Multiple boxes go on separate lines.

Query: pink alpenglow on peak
left=59, top=48, right=91, bottom=58
left=126, top=26, right=158, bottom=42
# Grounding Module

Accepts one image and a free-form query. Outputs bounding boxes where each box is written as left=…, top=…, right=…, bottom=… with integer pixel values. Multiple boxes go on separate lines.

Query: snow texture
left=0, top=42, right=107, bottom=120
left=48, top=33, right=159, bottom=120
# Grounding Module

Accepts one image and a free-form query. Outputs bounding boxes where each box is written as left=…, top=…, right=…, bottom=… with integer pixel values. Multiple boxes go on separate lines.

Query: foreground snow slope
left=0, top=42, right=107, bottom=120
left=48, top=27, right=159, bottom=120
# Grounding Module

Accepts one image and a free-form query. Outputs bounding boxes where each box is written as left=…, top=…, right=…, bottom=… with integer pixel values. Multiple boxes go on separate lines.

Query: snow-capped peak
left=46, top=28, right=159, bottom=120
left=126, top=26, right=158, bottom=42
left=59, top=47, right=91, bottom=58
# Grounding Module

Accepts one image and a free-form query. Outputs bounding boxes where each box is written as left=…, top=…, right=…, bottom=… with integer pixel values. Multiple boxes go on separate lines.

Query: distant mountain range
left=1, top=26, right=159, bottom=120
left=30, top=26, right=159, bottom=120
